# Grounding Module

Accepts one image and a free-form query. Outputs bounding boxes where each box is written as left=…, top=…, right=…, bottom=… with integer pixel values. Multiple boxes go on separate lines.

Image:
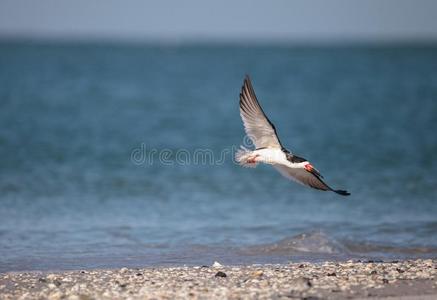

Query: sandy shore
left=1, top=259, right=436, bottom=299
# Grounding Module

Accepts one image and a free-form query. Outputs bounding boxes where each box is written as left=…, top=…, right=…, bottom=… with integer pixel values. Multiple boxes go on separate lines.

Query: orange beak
left=247, top=154, right=260, bottom=164
left=304, top=163, right=314, bottom=172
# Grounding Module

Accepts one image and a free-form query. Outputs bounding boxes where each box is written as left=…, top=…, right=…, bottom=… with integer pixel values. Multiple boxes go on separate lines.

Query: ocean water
left=0, top=42, right=437, bottom=272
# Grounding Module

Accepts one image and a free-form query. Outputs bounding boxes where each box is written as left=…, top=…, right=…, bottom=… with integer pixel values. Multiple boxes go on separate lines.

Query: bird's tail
left=235, top=146, right=258, bottom=168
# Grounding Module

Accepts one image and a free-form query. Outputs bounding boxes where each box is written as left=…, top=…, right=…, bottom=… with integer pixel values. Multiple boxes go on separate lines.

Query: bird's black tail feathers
left=333, top=189, right=351, bottom=196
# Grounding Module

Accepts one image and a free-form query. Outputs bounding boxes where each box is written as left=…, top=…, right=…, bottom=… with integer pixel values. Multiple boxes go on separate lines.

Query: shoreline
left=1, top=259, right=436, bottom=299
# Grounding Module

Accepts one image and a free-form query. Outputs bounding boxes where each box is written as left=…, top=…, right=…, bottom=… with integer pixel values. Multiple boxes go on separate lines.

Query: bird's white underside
left=235, top=147, right=311, bottom=185
left=236, top=147, right=307, bottom=168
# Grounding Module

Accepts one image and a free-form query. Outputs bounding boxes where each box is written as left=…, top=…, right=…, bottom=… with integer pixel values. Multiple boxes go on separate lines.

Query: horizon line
left=2, top=34, right=437, bottom=48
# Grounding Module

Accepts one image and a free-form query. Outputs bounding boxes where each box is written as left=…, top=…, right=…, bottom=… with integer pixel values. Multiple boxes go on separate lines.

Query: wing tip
left=243, top=74, right=252, bottom=88
left=240, top=75, right=253, bottom=105
left=333, top=189, right=351, bottom=196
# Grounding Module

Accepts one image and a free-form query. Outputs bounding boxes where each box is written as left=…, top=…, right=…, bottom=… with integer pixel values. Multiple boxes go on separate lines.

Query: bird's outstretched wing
left=239, top=75, right=284, bottom=149
left=273, top=165, right=350, bottom=196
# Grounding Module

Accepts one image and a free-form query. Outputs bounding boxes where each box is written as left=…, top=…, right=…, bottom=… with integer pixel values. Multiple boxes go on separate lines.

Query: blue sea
left=1, top=42, right=437, bottom=272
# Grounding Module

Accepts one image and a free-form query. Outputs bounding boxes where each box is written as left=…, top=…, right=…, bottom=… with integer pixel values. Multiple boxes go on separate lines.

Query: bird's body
left=236, top=76, right=350, bottom=196
left=236, top=147, right=305, bottom=169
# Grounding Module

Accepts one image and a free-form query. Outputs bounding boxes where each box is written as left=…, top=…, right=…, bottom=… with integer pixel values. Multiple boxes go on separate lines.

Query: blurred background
left=1, top=0, right=437, bottom=272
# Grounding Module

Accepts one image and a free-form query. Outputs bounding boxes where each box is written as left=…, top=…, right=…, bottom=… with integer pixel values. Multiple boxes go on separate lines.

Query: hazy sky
left=1, top=0, right=437, bottom=43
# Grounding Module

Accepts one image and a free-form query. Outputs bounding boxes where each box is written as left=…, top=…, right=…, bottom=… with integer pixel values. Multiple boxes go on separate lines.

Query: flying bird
left=235, top=76, right=350, bottom=196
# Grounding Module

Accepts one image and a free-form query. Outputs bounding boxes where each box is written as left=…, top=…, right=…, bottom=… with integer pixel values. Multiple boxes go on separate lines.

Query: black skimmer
left=235, top=75, right=350, bottom=196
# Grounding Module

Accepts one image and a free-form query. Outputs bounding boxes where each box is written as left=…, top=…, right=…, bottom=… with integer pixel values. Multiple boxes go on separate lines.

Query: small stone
left=53, top=279, right=62, bottom=287
left=136, top=272, right=143, bottom=276
left=382, top=278, right=389, bottom=284
left=290, top=277, right=312, bottom=292
left=370, top=270, right=377, bottom=275
left=48, top=291, right=62, bottom=300
left=215, top=271, right=227, bottom=278
left=120, top=267, right=129, bottom=274
left=212, top=261, right=222, bottom=268
left=252, top=270, right=263, bottom=277
left=47, top=283, right=57, bottom=289
left=61, top=277, right=72, bottom=282
left=396, top=268, right=405, bottom=273
left=424, top=259, right=433, bottom=266
left=327, top=272, right=337, bottom=277
left=46, top=274, right=57, bottom=280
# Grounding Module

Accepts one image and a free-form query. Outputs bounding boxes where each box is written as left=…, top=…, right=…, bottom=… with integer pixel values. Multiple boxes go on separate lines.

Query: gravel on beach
left=1, top=259, right=436, bottom=299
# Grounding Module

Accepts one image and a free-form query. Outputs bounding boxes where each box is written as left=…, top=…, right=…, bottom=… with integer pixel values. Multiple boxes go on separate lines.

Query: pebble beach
left=1, top=259, right=436, bottom=299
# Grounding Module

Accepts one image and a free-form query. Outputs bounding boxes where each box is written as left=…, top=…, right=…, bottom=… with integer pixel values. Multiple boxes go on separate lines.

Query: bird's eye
left=304, top=164, right=314, bottom=171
